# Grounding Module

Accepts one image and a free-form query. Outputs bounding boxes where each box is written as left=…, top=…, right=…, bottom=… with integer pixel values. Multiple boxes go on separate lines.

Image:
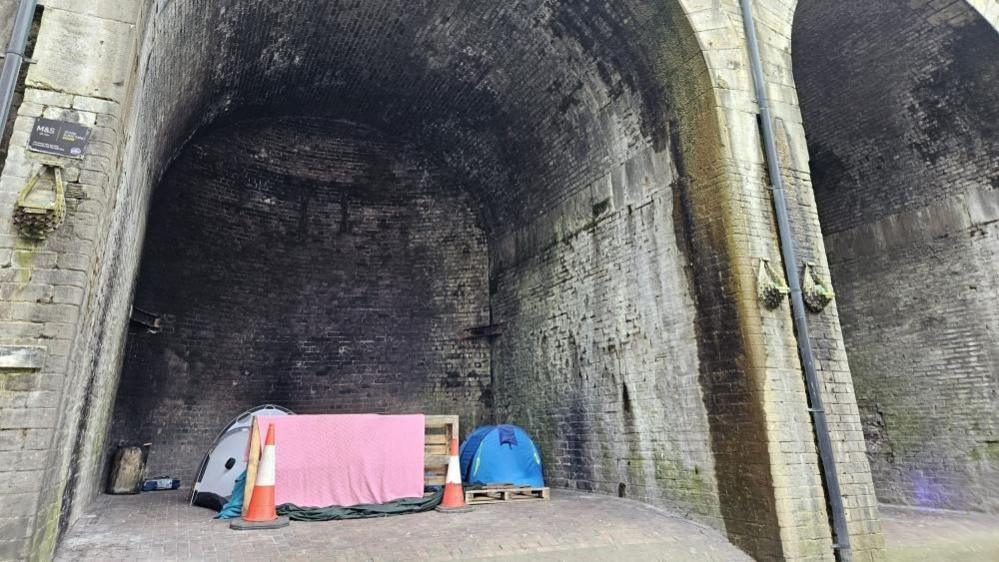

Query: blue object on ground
left=214, top=470, right=246, bottom=519
left=142, top=477, right=180, bottom=491
left=459, top=424, right=544, bottom=487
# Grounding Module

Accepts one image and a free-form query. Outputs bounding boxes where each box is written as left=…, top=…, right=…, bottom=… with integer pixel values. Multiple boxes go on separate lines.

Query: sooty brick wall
left=794, top=0, right=999, bottom=511
left=489, top=139, right=720, bottom=524
left=109, top=116, right=491, bottom=482
left=492, top=192, right=719, bottom=522
left=794, top=0, right=998, bottom=236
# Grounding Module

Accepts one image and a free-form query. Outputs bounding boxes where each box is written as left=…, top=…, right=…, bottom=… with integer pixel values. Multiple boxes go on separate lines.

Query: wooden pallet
left=423, top=415, right=459, bottom=487
left=464, top=485, right=550, bottom=505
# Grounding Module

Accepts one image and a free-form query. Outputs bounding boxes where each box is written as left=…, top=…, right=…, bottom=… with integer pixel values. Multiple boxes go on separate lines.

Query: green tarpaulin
left=276, top=487, right=444, bottom=521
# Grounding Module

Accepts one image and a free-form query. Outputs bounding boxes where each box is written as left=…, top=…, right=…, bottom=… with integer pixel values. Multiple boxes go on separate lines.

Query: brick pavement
left=880, top=505, right=999, bottom=562
left=54, top=490, right=751, bottom=561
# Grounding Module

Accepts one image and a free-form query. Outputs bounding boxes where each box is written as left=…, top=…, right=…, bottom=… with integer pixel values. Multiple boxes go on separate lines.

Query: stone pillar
left=672, top=0, right=885, bottom=559
left=0, top=2, right=139, bottom=559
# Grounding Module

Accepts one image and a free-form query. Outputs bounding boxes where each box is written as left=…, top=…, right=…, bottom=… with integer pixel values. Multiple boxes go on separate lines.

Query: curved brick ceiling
left=144, top=0, right=685, bottom=232
left=792, top=0, right=999, bottom=234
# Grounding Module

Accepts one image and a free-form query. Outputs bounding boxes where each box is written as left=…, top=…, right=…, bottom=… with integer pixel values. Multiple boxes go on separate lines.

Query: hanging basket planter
left=757, top=258, right=789, bottom=310
left=802, top=262, right=835, bottom=313
left=12, top=165, right=66, bottom=241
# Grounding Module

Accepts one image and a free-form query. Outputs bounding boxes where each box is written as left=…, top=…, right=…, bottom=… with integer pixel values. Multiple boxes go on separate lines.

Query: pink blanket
left=253, top=414, right=425, bottom=507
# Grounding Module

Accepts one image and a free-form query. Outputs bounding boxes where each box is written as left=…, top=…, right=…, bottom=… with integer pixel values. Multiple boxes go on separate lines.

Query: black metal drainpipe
left=738, top=1, right=853, bottom=560
left=0, top=0, right=37, bottom=144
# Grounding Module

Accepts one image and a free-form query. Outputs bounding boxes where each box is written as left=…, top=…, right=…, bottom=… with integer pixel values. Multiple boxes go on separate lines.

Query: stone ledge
left=826, top=187, right=999, bottom=262
left=26, top=8, right=135, bottom=102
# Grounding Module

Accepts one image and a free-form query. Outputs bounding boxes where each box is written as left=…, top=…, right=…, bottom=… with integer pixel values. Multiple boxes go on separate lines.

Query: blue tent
left=459, top=425, right=544, bottom=487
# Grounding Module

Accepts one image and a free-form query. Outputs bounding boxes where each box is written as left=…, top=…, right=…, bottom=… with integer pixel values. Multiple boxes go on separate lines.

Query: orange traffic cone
left=231, top=423, right=289, bottom=530
left=436, top=438, right=471, bottom=513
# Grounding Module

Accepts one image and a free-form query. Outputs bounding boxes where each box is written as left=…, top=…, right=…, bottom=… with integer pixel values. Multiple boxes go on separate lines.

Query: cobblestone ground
left=55, top=490, right=750, bottom=561
left=881, top=504, right=999, bottom=562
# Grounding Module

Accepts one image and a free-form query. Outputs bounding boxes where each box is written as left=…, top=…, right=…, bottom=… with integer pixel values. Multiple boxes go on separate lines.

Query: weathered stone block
left=40, top=107, right=97, bottom=127
left=71, top=95, right=120, bottom=116
left=22, top=89, right=73, bottom=108
left=0, top=346, right=46, bottom=370
left=26, top=9, right=133, bottom=101
left=39, top=0, right=142, bottom=24
left=16, top=102, right=44, bottom=119
left=0, top=407, right=57, bottom=429
left=0, top=538, right=28, bottom=562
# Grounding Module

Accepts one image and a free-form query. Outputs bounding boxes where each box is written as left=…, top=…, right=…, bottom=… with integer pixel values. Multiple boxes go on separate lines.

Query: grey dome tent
left=190, top=404, right=292, bottom=510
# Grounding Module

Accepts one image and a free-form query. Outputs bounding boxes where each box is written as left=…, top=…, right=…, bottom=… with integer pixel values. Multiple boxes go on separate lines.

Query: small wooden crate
left=464, top=485, right=551, bottom=505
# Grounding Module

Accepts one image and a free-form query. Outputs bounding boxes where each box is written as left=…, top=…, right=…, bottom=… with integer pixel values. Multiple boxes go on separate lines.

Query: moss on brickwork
left=970, top=443, right=999, bottom=462
left=656, top=10, right=800, bottom=560
left=623, top=429, right=648, bottom=491
left=30, top=500, right=61, bottom=562
left=12, top=241, right=35, bottom=287
left=653, top=454, right=708, bottom=506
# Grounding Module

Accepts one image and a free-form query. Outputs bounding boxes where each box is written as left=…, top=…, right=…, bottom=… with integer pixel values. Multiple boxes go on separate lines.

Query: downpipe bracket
left=0, top=53, right=36, bottom=63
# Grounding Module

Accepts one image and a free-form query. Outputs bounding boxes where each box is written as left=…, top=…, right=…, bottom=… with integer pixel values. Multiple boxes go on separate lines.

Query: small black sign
left=27, top=118, right=91, bottom=159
